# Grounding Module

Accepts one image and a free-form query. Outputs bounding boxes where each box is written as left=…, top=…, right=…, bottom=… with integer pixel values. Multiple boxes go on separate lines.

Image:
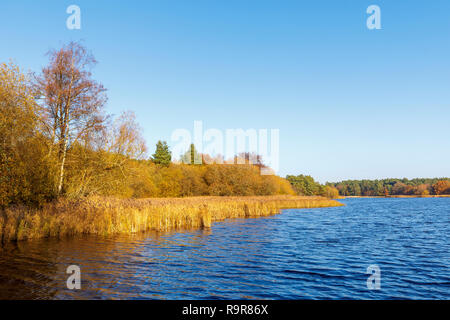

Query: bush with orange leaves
left=432, top=180, right=450, bottom=195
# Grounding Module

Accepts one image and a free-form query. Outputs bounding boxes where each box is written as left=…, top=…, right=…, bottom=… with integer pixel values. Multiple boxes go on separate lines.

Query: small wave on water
left=0, top=198, right=449, bottom=299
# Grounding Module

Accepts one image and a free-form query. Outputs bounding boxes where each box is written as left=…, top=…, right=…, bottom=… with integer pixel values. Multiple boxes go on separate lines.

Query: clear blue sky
left=1, top=0, right=449, bottom=182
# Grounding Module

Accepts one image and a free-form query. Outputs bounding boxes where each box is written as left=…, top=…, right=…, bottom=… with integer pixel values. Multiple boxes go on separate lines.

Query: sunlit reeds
left=0, top=196, right=343, bottom=242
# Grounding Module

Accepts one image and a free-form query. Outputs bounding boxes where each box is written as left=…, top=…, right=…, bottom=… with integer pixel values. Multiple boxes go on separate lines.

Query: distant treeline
left=0, top=42, right=297, bottom=208
left=327, top=178, right=450, bottom=196
left=285, top=175, right=450, bottom=197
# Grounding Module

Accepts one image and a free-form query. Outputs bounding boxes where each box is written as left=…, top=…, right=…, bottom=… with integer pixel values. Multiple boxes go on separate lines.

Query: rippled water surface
left=0, top=198, right=449, bottom=299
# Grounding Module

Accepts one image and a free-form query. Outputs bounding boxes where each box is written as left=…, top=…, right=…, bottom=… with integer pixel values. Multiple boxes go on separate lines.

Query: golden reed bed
left=0, top=196, right=343, bottom=242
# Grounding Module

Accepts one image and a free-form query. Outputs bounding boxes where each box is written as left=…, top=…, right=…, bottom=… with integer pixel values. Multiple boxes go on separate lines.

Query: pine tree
left=181, top=143, right=202, bottom=165
left=151, top=141, right=172, bottom=166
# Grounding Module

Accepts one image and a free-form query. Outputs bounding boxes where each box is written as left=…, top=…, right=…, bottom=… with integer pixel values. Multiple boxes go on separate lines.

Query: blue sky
left=1, top=0, right=449, bottom=182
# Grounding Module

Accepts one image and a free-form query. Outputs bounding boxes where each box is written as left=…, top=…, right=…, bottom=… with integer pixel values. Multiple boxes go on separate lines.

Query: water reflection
left=0, top=230, right=212, bottom=299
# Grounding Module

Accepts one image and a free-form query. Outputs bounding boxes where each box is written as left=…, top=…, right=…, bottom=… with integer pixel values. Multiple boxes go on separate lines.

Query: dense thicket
left=286, top=175, right=339, bottom=199
left=327, top=178, right=450, bottom=196
left=127, top=163, right=295, bottom=198
left=0, top=63, right=57, bottom=207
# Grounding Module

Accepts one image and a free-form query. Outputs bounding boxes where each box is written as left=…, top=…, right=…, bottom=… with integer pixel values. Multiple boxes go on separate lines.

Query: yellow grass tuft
left=0, top=196, right=343, bottom=242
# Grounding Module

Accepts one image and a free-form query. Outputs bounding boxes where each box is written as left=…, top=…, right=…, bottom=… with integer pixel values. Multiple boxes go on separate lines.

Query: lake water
left=0, top=198, right=449, bottom=299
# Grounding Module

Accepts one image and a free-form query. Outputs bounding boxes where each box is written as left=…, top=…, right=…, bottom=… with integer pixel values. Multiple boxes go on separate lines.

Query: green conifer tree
left=151, top=140, right=172, bottom=166
left=181, top=143, right=202, bottom=165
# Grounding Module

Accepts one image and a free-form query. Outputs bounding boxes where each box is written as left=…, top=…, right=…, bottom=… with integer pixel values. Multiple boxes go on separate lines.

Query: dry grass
left=0, top=195, right=343, bottom=242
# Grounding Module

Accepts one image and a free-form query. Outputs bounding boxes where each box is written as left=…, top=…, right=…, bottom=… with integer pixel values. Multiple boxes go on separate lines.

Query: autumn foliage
left=0, top=62, right=57, bottom=207
left=432, top=180, right=450, bottom=195
left=0, top=44, right=296, bottom=208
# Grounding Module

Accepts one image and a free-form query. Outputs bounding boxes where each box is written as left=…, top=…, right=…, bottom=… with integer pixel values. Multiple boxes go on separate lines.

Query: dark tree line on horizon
left=285, top=175, right=450, bottom=197
left=327, top=178, right=450, bottom=196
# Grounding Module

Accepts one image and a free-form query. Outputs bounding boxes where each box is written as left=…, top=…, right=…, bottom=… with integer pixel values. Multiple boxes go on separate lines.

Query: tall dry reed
left=0, top=196, right=343, bottom=242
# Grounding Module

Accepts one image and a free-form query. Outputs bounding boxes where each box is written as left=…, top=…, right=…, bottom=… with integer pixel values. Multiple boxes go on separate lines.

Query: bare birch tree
left=34, top=42, right=107, bottom=195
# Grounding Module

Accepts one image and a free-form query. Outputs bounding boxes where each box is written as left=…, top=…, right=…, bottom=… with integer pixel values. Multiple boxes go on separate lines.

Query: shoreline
left=0, top=195, right=343, bottom=243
